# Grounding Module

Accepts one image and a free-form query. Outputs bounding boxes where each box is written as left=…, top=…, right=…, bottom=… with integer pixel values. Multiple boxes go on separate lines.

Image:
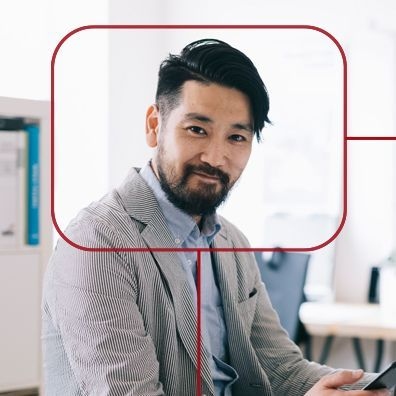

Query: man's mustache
left=184, top=164, right=230, bottom=185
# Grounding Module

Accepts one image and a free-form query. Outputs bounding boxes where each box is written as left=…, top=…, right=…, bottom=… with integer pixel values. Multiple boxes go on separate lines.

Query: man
left=42, top=39, right=391, bottom=396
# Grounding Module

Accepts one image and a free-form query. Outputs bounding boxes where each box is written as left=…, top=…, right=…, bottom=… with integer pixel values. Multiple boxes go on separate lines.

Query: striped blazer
left=42, top=168, right=367, bottom=396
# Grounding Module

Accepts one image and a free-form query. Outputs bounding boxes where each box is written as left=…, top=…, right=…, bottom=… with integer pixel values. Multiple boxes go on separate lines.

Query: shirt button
left=175, top=238, right=181, bottom=244
left=187, top=259, right=192, bottom=264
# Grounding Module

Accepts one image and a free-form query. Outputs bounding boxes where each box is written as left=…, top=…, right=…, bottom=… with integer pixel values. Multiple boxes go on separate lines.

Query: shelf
left=0, top=247, right=42, bottom=256
left=0, top=97, right=51, bottom=396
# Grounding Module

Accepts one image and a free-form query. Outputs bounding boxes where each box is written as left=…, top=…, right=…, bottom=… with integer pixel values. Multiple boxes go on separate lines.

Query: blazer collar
left=117, top=167, right=162, bottom=227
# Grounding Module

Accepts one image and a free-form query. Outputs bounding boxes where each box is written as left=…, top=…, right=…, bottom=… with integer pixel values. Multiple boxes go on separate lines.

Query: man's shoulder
left=74, top=188, right=132, bottom=227
left=60, top=168, right=156, bottom=248
left=60, top=187, right=143, bottom=249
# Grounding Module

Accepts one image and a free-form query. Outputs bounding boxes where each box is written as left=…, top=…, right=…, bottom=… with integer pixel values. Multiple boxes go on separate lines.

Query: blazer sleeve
left=46, top=216, right=165, bottom=396
left=231, top=226, right=376, bottom=395
left=252, top=264, right=382, bottom=395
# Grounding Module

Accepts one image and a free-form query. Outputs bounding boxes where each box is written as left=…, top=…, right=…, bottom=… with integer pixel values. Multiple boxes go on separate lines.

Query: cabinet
left=0, top=96, right=51, bottom=394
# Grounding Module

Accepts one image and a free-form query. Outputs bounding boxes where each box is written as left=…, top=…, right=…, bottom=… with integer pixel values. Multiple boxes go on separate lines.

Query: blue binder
left=25, top=124, right=40, bottom=245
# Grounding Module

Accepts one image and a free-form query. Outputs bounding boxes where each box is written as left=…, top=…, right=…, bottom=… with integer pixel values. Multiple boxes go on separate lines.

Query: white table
left=299, top=302, right=396, bottom=371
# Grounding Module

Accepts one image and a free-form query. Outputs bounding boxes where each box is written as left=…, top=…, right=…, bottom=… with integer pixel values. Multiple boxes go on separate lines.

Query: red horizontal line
left=62, top=247, right=323, bottom=253
left=347, top=136, right=396, bottom=141
left=61, top=24, right=338, bottom=29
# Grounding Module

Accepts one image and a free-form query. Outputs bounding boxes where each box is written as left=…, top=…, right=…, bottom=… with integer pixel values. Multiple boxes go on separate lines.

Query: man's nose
left=200, top=141, right=227, bottom=168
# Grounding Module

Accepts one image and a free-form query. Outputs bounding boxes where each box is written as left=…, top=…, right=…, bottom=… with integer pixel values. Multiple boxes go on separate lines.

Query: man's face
left=146, top=80, right=254, bottom=217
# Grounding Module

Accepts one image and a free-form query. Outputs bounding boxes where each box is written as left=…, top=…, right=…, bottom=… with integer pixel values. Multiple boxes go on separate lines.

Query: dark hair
left=155, top=38, right=270, bottom=141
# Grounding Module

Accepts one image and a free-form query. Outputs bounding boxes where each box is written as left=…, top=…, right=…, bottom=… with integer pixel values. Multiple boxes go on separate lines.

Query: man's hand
left=305, top=370, right=392, bottom=396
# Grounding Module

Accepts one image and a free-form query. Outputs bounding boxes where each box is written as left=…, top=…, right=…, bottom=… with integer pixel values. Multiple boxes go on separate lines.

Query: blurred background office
left=0, top=0, right=396, bottom=394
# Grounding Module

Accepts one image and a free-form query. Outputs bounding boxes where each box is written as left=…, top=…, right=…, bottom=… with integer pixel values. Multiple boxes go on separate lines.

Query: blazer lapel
left=211, top=230, right=250, bottom=368
left=211, top=226, right=239, bottom=310
left=212, top=229, right=273, bottom=396
left=117, top=168, right=215, bottom=395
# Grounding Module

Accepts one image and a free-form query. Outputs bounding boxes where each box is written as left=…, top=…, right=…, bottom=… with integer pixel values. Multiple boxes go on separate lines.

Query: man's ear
left=145, top=104, right=160, bottom=148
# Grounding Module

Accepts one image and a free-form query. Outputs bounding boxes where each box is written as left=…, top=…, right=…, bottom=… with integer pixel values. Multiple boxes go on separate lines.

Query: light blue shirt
left=140, top=163, right=239, bottom=396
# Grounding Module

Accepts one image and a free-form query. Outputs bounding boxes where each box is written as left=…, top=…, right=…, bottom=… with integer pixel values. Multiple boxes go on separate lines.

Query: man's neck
left=193, top=215, right=203, bottom=228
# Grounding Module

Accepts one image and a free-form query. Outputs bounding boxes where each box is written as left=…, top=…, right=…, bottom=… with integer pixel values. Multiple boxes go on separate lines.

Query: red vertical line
left=51, top=52, right=55, bottom=226
left=342, top=47, right=348, bottom=237
left=336, top=55, right=348, bottom=291
left=196, top=249, right=202, bottom=396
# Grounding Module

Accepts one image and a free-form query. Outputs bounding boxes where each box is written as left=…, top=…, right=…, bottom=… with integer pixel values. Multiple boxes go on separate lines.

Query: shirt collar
left=140, top=162, right=221, bottom=245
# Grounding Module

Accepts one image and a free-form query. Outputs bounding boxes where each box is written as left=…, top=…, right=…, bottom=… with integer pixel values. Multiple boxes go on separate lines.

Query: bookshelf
left=0, top=97, right=51, bottom=394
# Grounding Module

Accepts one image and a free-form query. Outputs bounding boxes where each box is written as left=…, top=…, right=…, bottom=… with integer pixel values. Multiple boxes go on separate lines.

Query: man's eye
left=188, top=126, right=206, bottom=135
left=230, top=134, right=246, bottom=142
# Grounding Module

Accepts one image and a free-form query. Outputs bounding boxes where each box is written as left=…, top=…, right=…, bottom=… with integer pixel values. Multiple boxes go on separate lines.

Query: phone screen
left=362, top=361, right=396, bottom=390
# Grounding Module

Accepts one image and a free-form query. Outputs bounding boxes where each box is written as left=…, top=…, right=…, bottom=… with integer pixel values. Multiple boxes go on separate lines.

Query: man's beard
left=156, top=156, right=234, bottom=217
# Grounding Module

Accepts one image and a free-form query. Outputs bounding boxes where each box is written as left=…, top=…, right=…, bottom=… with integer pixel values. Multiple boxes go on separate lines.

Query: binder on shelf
left=0, top=118, right=40, bottom=247
left=0, top=130, right=27, bottom=248
left=18, top=132, right=28, bottom=246
left=25, top=123, right=40, bottom=246
left=0, top=117, right=24, bottom=131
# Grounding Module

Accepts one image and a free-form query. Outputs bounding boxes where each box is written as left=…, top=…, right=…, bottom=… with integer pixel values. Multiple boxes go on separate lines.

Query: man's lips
left=192, top=171, right=221, bottom=181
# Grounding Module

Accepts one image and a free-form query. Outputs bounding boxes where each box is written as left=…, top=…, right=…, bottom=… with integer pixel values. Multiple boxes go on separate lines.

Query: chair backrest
left=254, top=251, right=310, bottom=342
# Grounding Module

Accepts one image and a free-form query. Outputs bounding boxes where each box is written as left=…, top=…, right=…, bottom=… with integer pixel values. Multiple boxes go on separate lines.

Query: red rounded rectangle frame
left=51, top=24, right=348, bottom=253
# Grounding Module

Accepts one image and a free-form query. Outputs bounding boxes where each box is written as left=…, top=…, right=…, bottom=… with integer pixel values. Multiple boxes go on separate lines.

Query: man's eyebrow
left=232, top=122, right=254, bottom=133
left=184, top=112, right=213, bottom=123
left=184, top=112, right=253, bottom=133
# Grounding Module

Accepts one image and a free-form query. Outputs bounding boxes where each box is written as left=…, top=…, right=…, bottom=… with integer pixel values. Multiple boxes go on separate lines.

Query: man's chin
left=184, top=188, right=222, bottom=203
left=181, top=192, right=227, bottom=215
left=158, top=170, right=229, bottom=216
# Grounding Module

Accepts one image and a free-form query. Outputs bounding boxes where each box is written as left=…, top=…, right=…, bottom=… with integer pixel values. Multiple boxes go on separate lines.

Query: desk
left=299, top=302, right=396, bottom=372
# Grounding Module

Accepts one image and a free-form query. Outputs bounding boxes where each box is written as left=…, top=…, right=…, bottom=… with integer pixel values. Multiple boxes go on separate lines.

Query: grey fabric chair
left=254, top=251, right=310, bottom=347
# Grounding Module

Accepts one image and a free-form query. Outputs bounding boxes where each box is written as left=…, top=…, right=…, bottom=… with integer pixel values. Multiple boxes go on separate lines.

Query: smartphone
left=362, top=361, right=396, bottom=390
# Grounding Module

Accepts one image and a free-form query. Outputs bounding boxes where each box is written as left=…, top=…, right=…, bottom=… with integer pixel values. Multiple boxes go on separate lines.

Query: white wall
left=108, top=29, right=166, bottom=187
left=108, top=1, right=170, bottom=187
left=334, top=142, right=395, bottom=302
left=0, top=0, right=110, bottom=236
left=53, top=27, right=109, bottom=232
left=48, top=1, right=110, bottom=233
left=0, top=1, right=50, bottom=100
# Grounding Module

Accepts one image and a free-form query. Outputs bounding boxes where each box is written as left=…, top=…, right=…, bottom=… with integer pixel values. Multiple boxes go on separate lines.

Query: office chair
left=254, top=250, right=311, bottom=357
